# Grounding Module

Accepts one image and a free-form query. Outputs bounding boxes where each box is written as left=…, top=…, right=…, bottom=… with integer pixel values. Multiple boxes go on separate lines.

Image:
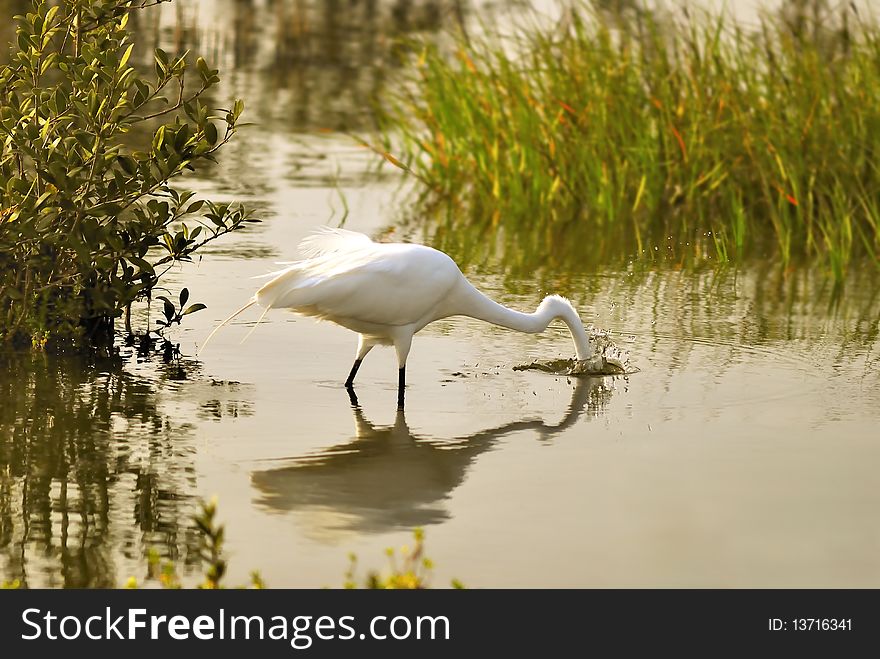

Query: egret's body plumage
left=202, top=228, right=592, bottom=406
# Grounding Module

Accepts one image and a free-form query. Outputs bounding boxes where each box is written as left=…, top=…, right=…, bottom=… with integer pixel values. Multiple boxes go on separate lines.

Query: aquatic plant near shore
left=0, top=0, right=255, bottom=350
left=139, top=501, right=462, bottom=590
left=2, top=499, right=462, bottom=589
left=384, top=2, right=880, bottom=280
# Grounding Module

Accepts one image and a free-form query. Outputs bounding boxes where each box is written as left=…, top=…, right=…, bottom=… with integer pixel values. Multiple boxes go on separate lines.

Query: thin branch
left=138, top=82, right=210, bottom=122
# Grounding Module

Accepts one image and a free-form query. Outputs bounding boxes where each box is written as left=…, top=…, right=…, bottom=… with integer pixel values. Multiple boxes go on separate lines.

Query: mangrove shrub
left=0, top=0, right=252, bottom=349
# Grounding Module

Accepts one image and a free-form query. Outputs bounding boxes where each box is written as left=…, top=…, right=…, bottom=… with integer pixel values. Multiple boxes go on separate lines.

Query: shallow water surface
left=3, top=222, right=878, bottom=587
left=1, top=0, right=879, bottom=588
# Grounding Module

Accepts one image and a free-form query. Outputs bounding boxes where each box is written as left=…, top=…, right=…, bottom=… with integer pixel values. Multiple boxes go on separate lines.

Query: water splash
left=514, top=329, right=638, bottom=376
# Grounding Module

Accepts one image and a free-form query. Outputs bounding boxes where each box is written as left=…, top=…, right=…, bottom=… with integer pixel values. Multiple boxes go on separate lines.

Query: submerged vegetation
left=386, top=1, right=880, bottom=279
left=156, top=502, right=459, bottom=589
left=0, top=0, right=252, bottom=350
left=2, top=499, right=457, bottom=589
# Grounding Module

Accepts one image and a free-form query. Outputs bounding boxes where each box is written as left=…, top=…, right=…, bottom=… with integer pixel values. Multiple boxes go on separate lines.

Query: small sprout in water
left=155, top=288, right=208, bottom=337
left=250, top=572, right=266, bottom=589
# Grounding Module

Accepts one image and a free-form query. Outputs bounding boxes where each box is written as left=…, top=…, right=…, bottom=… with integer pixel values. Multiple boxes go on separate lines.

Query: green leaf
left=43, top=5, right=59, bottom=31
left=153, top=126, right=165, bottom=152
left=157, top=297, right=175, bottom=321
left=179, top=287, right=189, bottom=308
left=33, top=190, right=55, bottom=210
left=118, top=155, right=137, bottom=174
left=75, top=131, right=93, bottom=149
left=36, top=214, right=56, bottom=232
left=196, top=56, right=209, bottom=79
left=204, top=122, right=218, bottom=146
left=118, top=43, right=134, bottom=71
left=174, top=124, right=191, bottom=151
left=127, top=256, right=154, bottom=275
left=182, top=303, right=207, bottom=316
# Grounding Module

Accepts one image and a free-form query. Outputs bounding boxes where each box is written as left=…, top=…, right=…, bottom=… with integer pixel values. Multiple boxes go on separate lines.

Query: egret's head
left=537, top=294, right=578, bottom=318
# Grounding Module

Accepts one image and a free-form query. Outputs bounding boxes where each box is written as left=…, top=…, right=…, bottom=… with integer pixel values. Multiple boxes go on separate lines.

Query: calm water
left=1, top=0, right=879, bottom=588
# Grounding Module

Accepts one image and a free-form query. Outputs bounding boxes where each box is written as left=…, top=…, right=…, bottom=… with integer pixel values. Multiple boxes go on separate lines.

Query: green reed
left=384, top=3, right=880, bottom=279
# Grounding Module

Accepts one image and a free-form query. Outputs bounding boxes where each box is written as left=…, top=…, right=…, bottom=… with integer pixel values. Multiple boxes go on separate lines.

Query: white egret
left=201, top=227, right=592, bottom=406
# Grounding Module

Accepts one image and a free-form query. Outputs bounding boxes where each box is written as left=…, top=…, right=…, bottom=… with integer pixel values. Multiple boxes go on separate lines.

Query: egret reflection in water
left=251, top=376, right=618, bottom=537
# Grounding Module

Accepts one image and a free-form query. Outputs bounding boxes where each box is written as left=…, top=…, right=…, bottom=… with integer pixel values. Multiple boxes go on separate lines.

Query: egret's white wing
left=255, top=243, right=461, bottom=327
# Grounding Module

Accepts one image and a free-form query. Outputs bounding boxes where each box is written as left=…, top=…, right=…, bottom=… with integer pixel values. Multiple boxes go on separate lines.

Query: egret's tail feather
left=298, top=227, right=372, bottom=258
left=241, top=303, right=272, bottom=344
left=197, top=298, right=257, bottom=356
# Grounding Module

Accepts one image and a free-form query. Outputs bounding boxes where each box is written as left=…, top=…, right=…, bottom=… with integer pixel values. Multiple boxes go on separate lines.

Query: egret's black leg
left=347, top=386, right=360, bottom=408
left=397, top=366, right=406, bottom=409
left=345, top=359, right=363, bottom=388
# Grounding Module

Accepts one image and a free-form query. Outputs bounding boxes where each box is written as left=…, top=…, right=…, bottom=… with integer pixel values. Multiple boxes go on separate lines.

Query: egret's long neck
left=448, top=283, right=592, bottom=360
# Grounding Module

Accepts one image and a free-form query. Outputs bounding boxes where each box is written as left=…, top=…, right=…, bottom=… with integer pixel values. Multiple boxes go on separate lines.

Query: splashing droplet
left=514, top=329, right=639, bottom=376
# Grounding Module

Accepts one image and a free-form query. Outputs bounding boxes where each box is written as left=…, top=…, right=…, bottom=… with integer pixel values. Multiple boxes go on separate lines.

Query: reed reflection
left=130, top=0, right=465, bottom=132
